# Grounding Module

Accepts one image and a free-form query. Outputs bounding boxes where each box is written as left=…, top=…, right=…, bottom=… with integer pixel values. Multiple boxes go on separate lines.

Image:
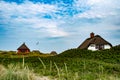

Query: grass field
left=0, top=45, right=120, bottom=80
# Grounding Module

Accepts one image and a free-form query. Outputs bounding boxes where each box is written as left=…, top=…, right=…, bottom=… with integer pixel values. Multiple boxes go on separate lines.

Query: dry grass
left=0, top=64, right=50, bottom=80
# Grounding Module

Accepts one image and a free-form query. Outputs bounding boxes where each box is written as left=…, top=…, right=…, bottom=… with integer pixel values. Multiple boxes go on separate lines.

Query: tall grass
left=38, top=57, right=46, bottom=75
left=0, top=59, right=120, bottom=80
left=0, top=64, right=35, bottom=80
left=0, top=57, right=50, bottom=80
left=54, top=62, right=60, bottom=79
left=22, top=55, right=25, bottom=68
left=64, top=63, right=68, bottom=79
left=50, top=60, right=52, bottom=75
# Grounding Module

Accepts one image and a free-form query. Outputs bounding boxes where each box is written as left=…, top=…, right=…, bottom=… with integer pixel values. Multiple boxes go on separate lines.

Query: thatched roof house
left=17, top=43, right=30, bottom=53
left=50, top=51, right=57, bottom=55
left=78, top=32, right=112, bottom=51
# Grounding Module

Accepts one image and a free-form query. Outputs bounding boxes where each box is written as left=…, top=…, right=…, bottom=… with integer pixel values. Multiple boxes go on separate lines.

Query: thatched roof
left=78, top=35, right=112, bottom=49
left=17, top=43, right=30, bottom=50
left=50, top=51, right=57, bottom=55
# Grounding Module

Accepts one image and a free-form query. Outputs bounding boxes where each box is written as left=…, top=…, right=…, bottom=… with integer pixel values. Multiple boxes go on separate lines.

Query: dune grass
left=0, top=57, right=120, bottom=80
left=0, top=46, right=120, bottom=80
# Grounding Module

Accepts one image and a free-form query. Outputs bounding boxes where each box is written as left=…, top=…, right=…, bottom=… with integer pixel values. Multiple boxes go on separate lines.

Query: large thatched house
left=17, top=43, right=30, bottom=54
left=78, top=32, right=112, bottom=51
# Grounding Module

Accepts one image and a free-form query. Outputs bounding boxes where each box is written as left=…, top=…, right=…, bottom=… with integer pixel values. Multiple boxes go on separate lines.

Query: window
left=95, top=44, right=104, bottom=50
left=96, top=45, right=99, bottom=49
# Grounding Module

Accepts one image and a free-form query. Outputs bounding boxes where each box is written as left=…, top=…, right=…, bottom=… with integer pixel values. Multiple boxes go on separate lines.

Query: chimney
left=90, top=32, right=94, bottom=38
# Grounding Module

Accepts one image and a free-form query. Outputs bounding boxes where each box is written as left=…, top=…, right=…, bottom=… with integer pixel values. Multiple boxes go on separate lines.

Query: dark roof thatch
left=78, top=35, right=112, bottom=49
left=50, top=51, right=57, bottom=55
left=17, top=43, right=30, bottom=50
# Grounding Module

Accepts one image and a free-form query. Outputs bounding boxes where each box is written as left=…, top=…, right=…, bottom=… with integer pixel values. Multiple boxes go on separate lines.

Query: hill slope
left=58, top=45, right=120, bottom=63
left=0, top=45, right=120, bottom=80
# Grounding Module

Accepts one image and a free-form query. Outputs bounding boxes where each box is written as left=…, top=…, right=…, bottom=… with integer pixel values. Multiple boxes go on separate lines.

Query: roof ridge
left=17, top=43, right=30, bottom=50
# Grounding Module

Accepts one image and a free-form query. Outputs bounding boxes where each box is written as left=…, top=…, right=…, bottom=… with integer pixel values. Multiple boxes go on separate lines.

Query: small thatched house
left=78, top=32, right=112, bottom=51
left=32, top=50, right=40, bottom=53
left=50, top=51, right=57, bottom=55
left=32, top=50, right=42, bottom=54
left=17, top=43, right=30, bottom=54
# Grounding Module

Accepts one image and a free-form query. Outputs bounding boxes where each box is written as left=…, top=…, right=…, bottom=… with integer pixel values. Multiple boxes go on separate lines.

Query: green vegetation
left=0, top=51, right=52, bottom=58
left=0, top=45, right=120, bottom=80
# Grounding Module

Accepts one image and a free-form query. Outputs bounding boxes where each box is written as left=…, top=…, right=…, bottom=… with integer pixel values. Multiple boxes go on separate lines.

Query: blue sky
left=0, top=0, right=120, bottom=53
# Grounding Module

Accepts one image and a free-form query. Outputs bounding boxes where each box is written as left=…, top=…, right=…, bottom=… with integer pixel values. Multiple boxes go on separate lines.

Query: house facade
left=17, top=43, right=30, bottom=54
left=78, top=32, right=112, bottom=51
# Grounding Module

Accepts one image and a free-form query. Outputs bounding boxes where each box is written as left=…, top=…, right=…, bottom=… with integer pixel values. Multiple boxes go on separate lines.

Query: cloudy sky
left=0, top=0, right=120, bottom=53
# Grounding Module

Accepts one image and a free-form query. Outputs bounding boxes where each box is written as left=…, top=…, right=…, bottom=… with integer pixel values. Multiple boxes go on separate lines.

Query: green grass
left=0, top=45, right=120, bottom=80
left=0, top=51, right=53, bottom=58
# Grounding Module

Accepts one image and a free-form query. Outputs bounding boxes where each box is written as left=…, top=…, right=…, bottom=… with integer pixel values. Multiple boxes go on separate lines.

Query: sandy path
left=34, top=76, right=51, bottom=80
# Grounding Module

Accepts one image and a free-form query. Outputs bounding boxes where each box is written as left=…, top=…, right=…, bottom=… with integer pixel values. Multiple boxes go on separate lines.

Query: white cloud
left=87, top=0, right=105, bottom=5
left=74, top=0, right=119, bottom=19
left=75, top=10, right=116, bottom=19
left=0, top=0, right=68, bottom=37
left=0, top=1, right=57, bottom=16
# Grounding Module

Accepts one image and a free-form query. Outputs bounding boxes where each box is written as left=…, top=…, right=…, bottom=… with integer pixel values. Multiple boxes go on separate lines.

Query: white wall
left=104, top=44, right=111, bottom=49
left=88, top=44, right=98, bottom=51
left=88, top=44, right=111, bottom=51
